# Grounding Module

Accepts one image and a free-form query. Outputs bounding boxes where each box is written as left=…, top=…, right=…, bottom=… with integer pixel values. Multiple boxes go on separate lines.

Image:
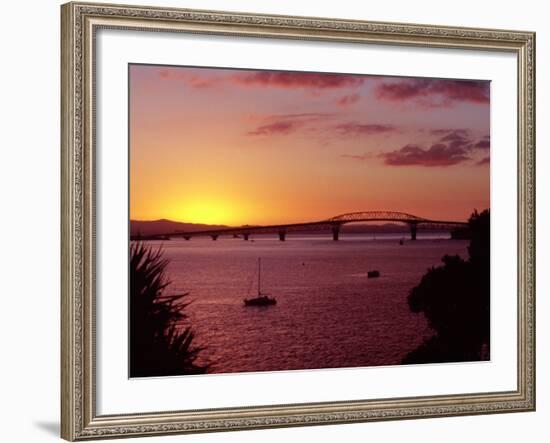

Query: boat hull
left=244, top=297, right=277, bottom=306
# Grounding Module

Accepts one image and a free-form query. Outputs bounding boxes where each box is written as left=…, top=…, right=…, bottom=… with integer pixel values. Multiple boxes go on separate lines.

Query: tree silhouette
left=403, top=209, right=490, bottom=364
left=130, top=242, right=207, bottom=377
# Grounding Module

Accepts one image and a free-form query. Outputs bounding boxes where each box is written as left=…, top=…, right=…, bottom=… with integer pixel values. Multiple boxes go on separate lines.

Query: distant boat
left=244, top=258, right=277, bottom=307
left=367, top=270, right=380, bottom=278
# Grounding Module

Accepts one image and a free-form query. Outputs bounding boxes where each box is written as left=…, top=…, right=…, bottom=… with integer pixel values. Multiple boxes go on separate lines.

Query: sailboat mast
left=258, top=258, right=261, bottom=295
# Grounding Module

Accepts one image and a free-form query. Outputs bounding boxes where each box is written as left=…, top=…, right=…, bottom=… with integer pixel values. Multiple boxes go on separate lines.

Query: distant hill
left=130, top=219, right=410, bottom=237
left=130, top=219, right=229, bottom=237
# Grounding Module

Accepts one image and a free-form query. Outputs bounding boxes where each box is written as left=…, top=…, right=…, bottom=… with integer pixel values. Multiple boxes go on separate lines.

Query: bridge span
left=151, top=211, right=468, bottom=242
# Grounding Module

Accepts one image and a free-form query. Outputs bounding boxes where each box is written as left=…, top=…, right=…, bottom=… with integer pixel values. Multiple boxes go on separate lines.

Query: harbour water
left=150, top=234, right=469, bottom=374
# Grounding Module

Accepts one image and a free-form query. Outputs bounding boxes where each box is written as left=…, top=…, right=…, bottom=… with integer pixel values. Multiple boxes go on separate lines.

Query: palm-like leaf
left=130, top=242, right=207, bottom=377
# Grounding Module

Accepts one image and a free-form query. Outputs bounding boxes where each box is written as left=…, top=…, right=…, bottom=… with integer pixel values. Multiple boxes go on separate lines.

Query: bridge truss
left=131, top=211, right=469, bottom=242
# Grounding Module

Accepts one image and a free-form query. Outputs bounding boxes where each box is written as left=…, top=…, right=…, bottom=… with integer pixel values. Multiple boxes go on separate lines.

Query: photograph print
left=129, top=64, right=490, bottom=378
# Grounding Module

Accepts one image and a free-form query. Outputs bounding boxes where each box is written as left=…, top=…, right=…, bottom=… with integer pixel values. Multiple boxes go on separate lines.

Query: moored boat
left=244, top=258, right=277, bottom=307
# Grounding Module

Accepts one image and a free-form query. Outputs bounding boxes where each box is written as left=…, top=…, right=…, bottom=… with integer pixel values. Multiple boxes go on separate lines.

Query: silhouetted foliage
left=403, top=209, right=490, bottom=364
left=130, top=242, right=207, bottom=377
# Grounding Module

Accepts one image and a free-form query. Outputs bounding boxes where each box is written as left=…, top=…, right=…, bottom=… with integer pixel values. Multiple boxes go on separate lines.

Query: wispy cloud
left=375, top=129, right=489, bottom=167
left=158, top=69, right=220, bottom=88
left=375, top=78, right=490, bottom=107
left=336, top=93, right=360, bottom=107
left=335, top=122, right=397, bottom=136
left=438, top=129, right=475, bottom=150
left=159, top=68, right=367, bottom=92
left=476, top=156, right=490, bottom=166
left=233, top=71, right=365, bottom=90
left=340, top=153, right=374, bottom=161
left=246, top=113, right=335, bottom=137
left=430, top=129, right=490, bottom=151
left=247, top=121, right=297, bottom=136
left=380, top=143, right=471, bottom=167
left=473, top=135, right=490, bottom=149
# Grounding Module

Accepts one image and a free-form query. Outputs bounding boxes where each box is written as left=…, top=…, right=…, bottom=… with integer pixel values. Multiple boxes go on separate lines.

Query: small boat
left=244, top=258, right=277, bottom=307
left=244, top=295, right=277, bottom=306
left=367, top=270, right=380, bottom=278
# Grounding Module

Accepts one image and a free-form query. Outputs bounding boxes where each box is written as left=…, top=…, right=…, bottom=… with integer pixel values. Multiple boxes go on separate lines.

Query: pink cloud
left=335, top=122, right=396, bottom=136
left=246, top=113, right=335, bottom=137
left=234, top=71, right=365, bottom=90
left=439, top=129, right=469, bottom=141
left=341, top=127, right=488, bottom=167
left=157, top=68, right=221, bottom=88
left=376, top=78, right=490, bottom=106
left=429, top=129, right=490, bottom=151
left=247, top=121, right=297, bottom=136
left=473, top=136, right=490, bottom=149
left=476, top=156, right=490, bottom=166
left=341, top=153, right=373, bottom=161
left=264, top=113, right=334, bottom=121
left=380, top=143, right=471, bottom=167
left=159, top=68, right=367, bottom=93
left=438, top=129, right=475, bottom=150
left=336, top=93, right=360, bottom=107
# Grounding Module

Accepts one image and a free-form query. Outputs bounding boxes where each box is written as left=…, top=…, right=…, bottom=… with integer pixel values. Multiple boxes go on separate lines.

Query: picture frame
left=61, top=1, right=536, bottom=440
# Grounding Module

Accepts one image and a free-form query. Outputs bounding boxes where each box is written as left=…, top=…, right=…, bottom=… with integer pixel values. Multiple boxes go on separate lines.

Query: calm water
left=149, top=234, right=469, bottom=374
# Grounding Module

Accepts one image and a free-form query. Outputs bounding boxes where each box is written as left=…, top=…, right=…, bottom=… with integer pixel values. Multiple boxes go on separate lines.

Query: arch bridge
left=163, top=211, right=468, bottom=242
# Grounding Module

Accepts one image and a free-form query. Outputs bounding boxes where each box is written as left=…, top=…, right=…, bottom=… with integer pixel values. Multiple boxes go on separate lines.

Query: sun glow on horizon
left=130, top=65, right=490, bottom=226
left=160, top=198, right=249, bottom=226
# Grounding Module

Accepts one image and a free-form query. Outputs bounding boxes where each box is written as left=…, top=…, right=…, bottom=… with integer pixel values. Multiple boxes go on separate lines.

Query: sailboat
left=244, top=258, right=277, bottom=307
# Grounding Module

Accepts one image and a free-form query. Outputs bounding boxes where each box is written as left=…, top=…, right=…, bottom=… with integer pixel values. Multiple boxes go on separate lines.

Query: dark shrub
left=403, top=210, right=490, bottom=364
left=130, top=242, right=207, bottom=377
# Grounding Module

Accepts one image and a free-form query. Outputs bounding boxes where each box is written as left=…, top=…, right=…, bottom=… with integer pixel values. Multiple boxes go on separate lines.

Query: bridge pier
left=169, top=213, right=465, bottom=243
left=332, top=224, right=340, bottom=241
left=410, top=223, right=417, bottom=241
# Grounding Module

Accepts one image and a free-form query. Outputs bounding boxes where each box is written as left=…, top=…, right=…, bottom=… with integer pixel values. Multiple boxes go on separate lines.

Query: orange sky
left=130, top=64, right=490, bottom=225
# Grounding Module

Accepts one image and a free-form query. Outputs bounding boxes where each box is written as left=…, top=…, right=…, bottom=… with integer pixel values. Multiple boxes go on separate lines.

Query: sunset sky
left=130, top=64, right=490, bottom=225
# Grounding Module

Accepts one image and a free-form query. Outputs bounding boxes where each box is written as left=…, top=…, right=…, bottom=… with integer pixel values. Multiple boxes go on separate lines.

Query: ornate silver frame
left=61, top=2, right=536, bottom=440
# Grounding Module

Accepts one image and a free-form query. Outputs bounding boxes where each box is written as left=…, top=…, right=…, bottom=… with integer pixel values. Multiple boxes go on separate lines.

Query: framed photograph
left=61, top=2, right=535, bottom=440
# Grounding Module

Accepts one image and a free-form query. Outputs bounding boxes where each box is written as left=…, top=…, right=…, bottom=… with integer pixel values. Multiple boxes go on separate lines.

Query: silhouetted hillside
left=130, top=219, right=228, bottom=237
left=130, top=219, right=419, bottom=237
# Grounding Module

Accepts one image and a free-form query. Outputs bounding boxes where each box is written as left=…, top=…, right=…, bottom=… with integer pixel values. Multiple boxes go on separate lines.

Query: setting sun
left=168, top=198, right=245, bottom=226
